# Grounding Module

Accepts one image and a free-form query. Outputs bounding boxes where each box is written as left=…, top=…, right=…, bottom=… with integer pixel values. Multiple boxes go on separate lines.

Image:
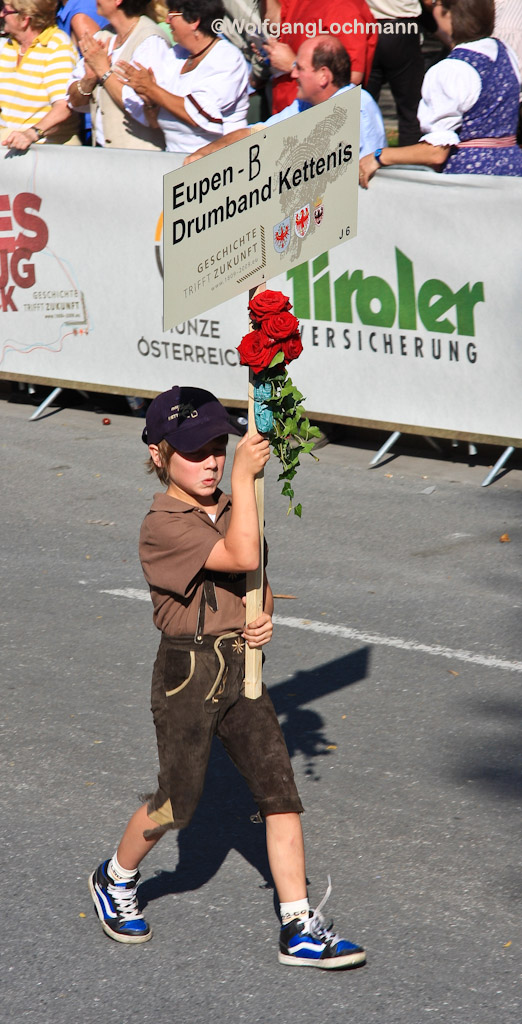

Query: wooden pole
left=244, top=284, right=265, bottom=700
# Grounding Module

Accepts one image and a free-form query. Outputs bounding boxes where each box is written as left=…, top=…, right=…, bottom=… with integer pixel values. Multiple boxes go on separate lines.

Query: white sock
left=108, top=853, right=138, bottom=883
left=280, top=898, right=310, bottom=925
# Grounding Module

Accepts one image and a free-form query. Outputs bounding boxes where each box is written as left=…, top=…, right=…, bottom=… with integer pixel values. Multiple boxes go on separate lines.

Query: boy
left=89, top=385, right=366, bottom=969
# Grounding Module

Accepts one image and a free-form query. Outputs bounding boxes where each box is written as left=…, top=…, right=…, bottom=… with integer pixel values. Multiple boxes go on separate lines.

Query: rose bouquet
left=237, top=289, right=321, bottom=517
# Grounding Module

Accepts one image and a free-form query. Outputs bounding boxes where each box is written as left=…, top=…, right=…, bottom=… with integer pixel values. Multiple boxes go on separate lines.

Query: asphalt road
left=2, top=396, right=521, bottom=1024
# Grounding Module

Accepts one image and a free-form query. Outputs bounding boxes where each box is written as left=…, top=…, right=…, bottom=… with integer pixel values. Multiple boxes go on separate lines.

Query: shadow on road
left=451, top=696, right=522, bottom=803
left=138, top=645, right=370, bottom=909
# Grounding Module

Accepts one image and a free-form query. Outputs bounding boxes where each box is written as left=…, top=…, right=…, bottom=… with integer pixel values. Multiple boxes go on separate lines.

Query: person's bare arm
left=359, top=141, right=450, bottom=187
left=70, top=12, right=102, bottom=46
left=96, top=67, right=126, bottom=109
left=71, top=33, right=125, bottom=111
left=263, top=579, right=274, bottom=618
left=116, top=61, right=197, bottom=125
left=183, top=126, right=253, bottom=164
left=261, top=0, right=281, bottom=26
left=68, top=72, right=98, bottom=107
left=204, top=434, right=270, bottom=573
left=2, top=99, right=76, bottom=149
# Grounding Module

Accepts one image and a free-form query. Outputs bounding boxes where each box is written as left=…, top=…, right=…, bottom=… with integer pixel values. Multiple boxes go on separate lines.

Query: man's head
left=291, top=35, right=351, bottom=106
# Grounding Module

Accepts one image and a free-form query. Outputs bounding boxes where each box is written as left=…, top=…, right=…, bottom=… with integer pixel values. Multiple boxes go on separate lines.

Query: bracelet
left=99, top=69, right=113, bottom=87
left=374, top=148, right=385, bottom=167
left=77, top=80, right=94, bottom=97
left=32, top=126, right=45, bottom=140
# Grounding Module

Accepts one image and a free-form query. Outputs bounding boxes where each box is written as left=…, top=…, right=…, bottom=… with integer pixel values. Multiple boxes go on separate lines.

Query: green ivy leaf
left=283, top=416, right=299, bottom=435
left=255, top=363, right=320, bottom=515
left=279, top=466, right=297, bottom=481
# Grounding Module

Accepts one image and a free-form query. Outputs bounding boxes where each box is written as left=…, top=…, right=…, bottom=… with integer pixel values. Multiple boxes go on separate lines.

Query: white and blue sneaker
left=88, top=860, right=152, bottom=944
left=278, top=880, right=366, bottom=969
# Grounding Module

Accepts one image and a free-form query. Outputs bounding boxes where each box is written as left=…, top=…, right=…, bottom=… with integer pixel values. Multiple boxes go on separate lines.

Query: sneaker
left=88, top=860, right=152, bottom=944
left=278, top=878, right=366, bottom=969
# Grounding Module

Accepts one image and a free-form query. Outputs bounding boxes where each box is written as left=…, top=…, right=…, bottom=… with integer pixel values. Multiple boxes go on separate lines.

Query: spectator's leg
left=365, top=42, right=386, bottom=106
left=386, top=20, right=425, bottom=147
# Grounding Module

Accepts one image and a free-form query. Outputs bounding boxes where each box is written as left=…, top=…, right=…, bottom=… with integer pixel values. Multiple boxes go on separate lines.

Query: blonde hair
left=12, top=0, right=57, bottom=32
left=147, top=439, right=174, bottom=486
left=145, top=0, right=169, bottom=23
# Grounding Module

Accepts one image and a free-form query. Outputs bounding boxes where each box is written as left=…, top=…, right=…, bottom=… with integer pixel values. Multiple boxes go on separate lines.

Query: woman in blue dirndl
left=359, top=0, right=522, bottom=186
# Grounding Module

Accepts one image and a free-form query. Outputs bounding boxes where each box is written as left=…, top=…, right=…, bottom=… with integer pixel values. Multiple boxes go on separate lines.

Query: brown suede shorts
left=145, top=632, right=304, bottom=837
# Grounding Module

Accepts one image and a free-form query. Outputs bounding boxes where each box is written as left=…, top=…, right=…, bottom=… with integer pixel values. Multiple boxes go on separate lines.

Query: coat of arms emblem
left=294, top=205, right=310, bottom=239
left=313, top=198, right=324, bottom=225
left=273, top=217, right=291, bottom=253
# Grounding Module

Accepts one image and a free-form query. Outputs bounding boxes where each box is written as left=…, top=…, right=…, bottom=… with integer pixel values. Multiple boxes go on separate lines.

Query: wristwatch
left=99, top=69, right=113, bottom=87
left=374, top=148, right=384, bottom=166
left=32, top=126, right=46, bottom=140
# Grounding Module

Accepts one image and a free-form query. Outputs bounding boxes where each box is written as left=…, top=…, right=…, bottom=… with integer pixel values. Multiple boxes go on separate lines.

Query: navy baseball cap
left=142, top=386, right=242, bottom=452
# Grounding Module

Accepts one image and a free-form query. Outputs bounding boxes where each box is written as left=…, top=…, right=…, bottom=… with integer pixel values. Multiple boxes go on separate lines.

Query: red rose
left=237, top=330, right=282, bottom=373
left=261, top=311, right=300, bottom=342
left=282, top=331, right=303, bottom=363
left=248, top=290, right=292, bottom=322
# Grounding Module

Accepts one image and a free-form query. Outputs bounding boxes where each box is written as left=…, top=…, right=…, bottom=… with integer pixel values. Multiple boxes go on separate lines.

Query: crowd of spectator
left=0, top=0, right=520, bottom=175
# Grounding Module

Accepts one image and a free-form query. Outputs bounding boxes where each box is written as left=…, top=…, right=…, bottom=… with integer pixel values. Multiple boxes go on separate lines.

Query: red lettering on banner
left=1, top=286, right=17, bottom=312
left=0, top=251, right=8, bottom=288
left=0, top=194, right=16, bottom=251
left=0, top=193, right=48, bottom=304
left=11, top=249, right=36, bottom=288
left=13, top=193, right=49, bottom=253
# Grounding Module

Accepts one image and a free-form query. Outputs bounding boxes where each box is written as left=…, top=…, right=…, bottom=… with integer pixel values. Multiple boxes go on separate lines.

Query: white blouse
left=418, top=38, right=521, bottom=147
left=123, top=39, right=249, bottom=154
left=68, top=34, right=171, bottom=146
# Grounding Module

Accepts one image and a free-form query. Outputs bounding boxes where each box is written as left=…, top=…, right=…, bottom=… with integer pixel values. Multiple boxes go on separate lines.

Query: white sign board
left=162, top=89, right=360, bottom=327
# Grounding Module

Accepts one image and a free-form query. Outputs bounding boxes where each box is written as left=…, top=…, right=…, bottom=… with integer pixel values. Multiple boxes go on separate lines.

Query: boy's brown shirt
left=139, top=489, right=247, bottom=637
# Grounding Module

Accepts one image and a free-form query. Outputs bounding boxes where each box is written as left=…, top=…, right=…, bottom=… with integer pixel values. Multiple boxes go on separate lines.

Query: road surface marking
left=99, top=588, right=522, bottom=674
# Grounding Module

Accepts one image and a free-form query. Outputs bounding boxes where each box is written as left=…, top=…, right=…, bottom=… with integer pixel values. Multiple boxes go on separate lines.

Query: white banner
left=1, top=147, right=521, bottom=444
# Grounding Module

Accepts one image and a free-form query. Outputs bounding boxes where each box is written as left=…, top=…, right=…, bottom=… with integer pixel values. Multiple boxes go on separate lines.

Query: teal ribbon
left=253, top=377, right=273, bottom=433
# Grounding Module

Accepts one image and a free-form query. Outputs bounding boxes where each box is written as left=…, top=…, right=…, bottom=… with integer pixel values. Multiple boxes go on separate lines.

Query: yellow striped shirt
left=0, top=25, right=79, bottom=143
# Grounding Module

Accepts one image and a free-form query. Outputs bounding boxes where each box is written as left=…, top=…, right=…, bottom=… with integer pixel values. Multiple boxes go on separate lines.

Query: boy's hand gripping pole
left=244, top=285, right=265, bottom=701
